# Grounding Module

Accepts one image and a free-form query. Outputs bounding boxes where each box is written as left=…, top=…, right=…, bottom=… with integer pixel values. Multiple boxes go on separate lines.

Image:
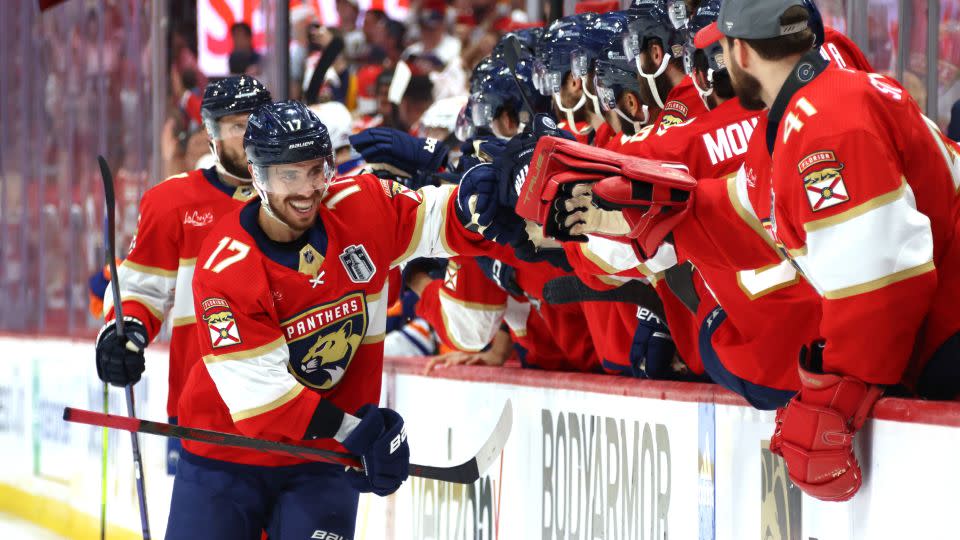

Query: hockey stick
left=304, top=36, right=345, bottom=104
left=99, top=155, right=151, bottom=539
left=542, top=276, right=666, bottom=317
left=64, top=399, right=513, bottom=485
left=500, top=35, right=536, bottom=123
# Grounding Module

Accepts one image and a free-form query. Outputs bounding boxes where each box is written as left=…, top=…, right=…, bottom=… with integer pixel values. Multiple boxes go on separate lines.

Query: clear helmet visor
left=544, top=71, right=563, bottom=96
left=471, top=99, right=496, bottom=128
left=596, top=77, right=618, bottom=112
left=623, top=33, right=641, bottom=62
left=252, top=156, right=336, bottom=197
left=455, top=102, right=475, bottom=142
left=571, top=50, right=590, bottom=79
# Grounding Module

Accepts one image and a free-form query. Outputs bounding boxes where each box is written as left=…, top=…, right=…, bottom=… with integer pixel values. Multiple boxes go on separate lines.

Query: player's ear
left=734, top=38, right=751, bottom=70
left=649, top=42, right=664, bottom=66
left=624, top=92, right=639, bottom=116
left=247, top=164, right=255, bottom=177
left=567, top=72, right=581, bottom=92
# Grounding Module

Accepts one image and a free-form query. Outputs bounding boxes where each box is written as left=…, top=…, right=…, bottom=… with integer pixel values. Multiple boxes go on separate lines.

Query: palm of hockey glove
left=770, top=341, right=882, bottom=502
left=342, top=405, right=410, bottom=496
left=349, top=128, right=449, bottom=181
left=629, top=306, right=675, bottom=379
left=95, top=317, right=148, bottom=387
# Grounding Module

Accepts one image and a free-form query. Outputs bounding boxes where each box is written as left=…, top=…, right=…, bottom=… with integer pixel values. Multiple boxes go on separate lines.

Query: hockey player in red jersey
left=94, top=75, right=271, bottom=472
left=170, top=100, right=524, bottom=538
left=664, top=0, right=959, bottom=501
left=623, top=0, right=707, bottom=134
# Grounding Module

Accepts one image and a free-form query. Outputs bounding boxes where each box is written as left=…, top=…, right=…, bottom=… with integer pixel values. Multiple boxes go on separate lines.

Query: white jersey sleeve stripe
left=793, top=182, right=934, bottom=296
left=392, top=185, right=458, bottom=267
left=438, top=288, right=505, bottom=352
left=202, top=337, right=302, bottom=421
left=103, top=262, right=176, bottom=320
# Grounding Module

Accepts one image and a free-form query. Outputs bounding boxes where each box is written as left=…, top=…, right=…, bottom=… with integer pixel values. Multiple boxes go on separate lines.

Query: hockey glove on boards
left=629, top=305, right=676, bottom=379
left=341, top=404, right=410, bottom=496
left=95, top=317, right=148, bottom=387
left=349, top=128, right=449, bottom=185
left=770, top=341, right=883, bottom=502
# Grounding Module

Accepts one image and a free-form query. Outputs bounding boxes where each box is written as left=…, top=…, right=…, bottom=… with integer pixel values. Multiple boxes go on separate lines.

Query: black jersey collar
left=765, top=50, right=830, bottom=155
left=239, top=199, right=328, bottom=271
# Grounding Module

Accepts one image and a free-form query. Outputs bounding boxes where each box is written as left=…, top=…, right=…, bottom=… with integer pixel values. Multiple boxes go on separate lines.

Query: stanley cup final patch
left=798, top=150, right=849, bottom=212
left=340, top=244, right=376, bottom=283
left=202, top=297, right=242, bottom=348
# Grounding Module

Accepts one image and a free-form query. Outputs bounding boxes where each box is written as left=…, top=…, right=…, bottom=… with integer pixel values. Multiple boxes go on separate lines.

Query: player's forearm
left=819, top=273, right=936, bottom=384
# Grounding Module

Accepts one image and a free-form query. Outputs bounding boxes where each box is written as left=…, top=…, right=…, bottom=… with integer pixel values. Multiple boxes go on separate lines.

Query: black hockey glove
left=95, top=317, right=148, bottom=387
left=342, top=404, right=410, bottom=496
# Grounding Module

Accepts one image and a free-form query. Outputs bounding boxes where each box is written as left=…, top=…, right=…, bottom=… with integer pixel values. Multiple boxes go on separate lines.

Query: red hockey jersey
left=416, top=256, right=600, bottom=371
left=182, top=175, right=489, bottom=465
left=751, top=58, right=960, bottom=385
left=652, top=77, right=708, bottom=135
left=104, top=168, right=255, bottom=417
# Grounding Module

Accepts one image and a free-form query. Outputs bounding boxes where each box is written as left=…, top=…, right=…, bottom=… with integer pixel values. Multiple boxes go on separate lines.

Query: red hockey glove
left=771, top=341, right=883, bottom=502
left=515, top=136, right=629, bottom=242
left=591, top=159, right=696, bottom=259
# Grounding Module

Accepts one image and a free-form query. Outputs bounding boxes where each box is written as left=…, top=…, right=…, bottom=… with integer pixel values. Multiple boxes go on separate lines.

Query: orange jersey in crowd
left=103, top=167, right=256, bottom=418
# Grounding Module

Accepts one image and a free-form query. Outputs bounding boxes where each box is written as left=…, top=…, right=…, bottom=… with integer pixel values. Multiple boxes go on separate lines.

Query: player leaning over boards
left=94, top=76, right=271, bottom=471
left=597, top=0, right=960, bottom=501
left=168, top=100, right=512, bottom=539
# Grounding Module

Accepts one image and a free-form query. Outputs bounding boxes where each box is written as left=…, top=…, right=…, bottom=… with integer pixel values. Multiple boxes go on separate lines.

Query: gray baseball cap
left=694, top=0, right=808, bottom=48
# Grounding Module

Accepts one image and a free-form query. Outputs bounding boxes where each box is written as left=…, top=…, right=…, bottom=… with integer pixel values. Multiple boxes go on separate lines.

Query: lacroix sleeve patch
left=202, top=297, right=242, bottom=348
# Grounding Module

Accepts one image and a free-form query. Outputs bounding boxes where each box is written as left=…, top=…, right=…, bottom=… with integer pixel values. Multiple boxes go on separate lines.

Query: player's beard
left=267, top=190, right=324, bottom=233
left=727, top=55, right=767, bottom=111
left=219, top=143, right=252, bottom=180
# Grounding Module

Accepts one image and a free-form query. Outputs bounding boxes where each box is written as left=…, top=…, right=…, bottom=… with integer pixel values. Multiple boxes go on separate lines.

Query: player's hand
left=95, top=317, right=148, bottom=387
left=557, top=183, right=632, bottom=238
left=771, top=341, right=882, bottom=502
left=423, top=350, right=507, bottom=375
left=629, top=306, right=676, bottom=379
left=341, top=405, right=410, bottom=496
left=349, top=128, right=449, bottom=178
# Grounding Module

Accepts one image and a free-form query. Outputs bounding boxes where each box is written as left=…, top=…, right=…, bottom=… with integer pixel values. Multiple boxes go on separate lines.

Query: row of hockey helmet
left=594, top=28, right=650, bottom=131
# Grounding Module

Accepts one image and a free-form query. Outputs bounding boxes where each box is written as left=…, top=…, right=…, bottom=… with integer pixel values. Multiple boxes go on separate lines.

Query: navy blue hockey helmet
left=201, top=75, right=272, bottom=138
left=244, top=101, right=335, bottom=191
left=682, top=0, right=725, bottom=107
left=493, top=27, right=543, bottom=60
left=623, top=0, right=690, bottom=107
left=471, top=59, right=548, bottom=136
left=595, top=32, right=650, bottom=130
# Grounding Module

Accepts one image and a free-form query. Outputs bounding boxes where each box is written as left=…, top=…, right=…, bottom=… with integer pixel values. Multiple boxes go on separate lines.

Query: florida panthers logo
left=282, top=293, right=368, bottom=390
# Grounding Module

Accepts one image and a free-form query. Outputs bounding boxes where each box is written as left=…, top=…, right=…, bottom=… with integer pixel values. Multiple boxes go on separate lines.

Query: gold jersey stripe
left=231, top=384, right=304, bottom=422
left=203, top=336, right=286, bottom=365
left=172, top=315, right=196, bottom=327
left=121, top=260, right=178, bottom=278
left=438, top=186, right=458, bottom=257
left=391, top=196, right=427, bottom=267
left=824, top=260, right=935, bottom=300
left=579, top=243, right=620, bottom=275
left=178, top=257, right=197, bottom=267
left=361, top=332, right=386, bottom=344
left=726, top=176, right=778, bottom=252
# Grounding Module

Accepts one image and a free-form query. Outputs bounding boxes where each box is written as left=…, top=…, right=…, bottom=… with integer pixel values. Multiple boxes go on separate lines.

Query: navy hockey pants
left=699, top=307, right=797, bottom=410
left=165, top=450, right=359, bottom=540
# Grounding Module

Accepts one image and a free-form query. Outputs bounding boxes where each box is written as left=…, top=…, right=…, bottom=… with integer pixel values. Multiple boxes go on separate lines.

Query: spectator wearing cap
left=403, top=0, right=461, bottom=68
left=228, top=21, right=261, bottom=75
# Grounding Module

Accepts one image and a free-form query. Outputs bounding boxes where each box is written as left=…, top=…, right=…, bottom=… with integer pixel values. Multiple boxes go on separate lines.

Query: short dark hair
left=403, top=75, right=434, bottom=103
left=727, top=6, right=814, bottom=61
left=230, top=21, right=253, bottom=38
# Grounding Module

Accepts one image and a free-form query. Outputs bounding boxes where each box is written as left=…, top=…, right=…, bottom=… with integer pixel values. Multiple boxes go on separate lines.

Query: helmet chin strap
left=553, top=93, right=591, bottom=134
left=614, top=104, right=648, bottom=134
left=635, top=53, right=672, bottom=108
left=692, top=69, right=716, bottom=110
left=580, top=76, right=604, bottom=118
